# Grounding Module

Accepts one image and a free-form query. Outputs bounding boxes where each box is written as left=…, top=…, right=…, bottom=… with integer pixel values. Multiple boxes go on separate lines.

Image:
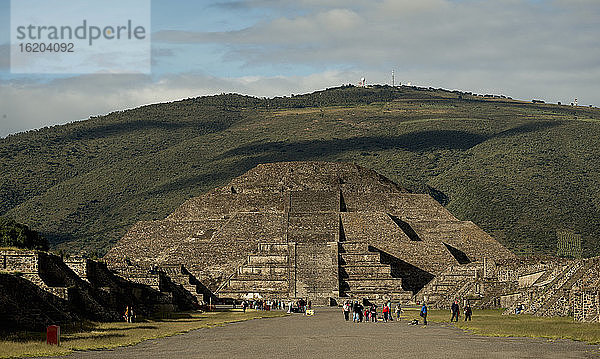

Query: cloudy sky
left=0, top=0, right=599, bottom=137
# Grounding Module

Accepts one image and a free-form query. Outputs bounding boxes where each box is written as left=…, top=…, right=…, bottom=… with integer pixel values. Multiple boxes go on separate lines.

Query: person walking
left=370, top=304, right=377, bottom=322
left=451, top=300, right=460, bottom=322
left=382, top=304, right=390, bottom=322
left=464, top=302, right=472, bottom=321
left=343, top=302, right=351, bottom=321
left=395, top=303, right=403, bottom=320
left=353, top=301, right=361, bottom=322
left=357, top=302, right=364, bottom=322
left=420, top=303, right=428, bottom=325
left=387, top=301, right=393, bottom=321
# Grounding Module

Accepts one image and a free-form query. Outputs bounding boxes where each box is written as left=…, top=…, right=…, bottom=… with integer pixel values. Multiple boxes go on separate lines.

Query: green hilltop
left=1, top=85, right=599, bottom=257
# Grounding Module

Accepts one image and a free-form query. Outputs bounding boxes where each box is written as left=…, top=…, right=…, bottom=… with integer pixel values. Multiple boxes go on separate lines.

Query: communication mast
left=392, top=70, right=395, bottom=87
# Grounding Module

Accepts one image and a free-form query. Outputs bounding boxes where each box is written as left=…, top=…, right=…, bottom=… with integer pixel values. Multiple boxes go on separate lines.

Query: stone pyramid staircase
left=158, top=264, right=216, bottom=303
left=216, top=243, right=290, bottom=299
left=116, top=266, right=161, bottom=290
left=338, top=241, right=411, bottom=302
left=415, top=263, right=481, bottom=307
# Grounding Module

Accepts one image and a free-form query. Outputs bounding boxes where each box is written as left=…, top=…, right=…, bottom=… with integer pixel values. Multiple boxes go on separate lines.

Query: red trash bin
left=47, top=325, right=60, bottom=346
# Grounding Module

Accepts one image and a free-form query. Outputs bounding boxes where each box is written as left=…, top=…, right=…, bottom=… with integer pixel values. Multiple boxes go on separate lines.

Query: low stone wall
left=1, top=250, right=38, bottom=273
left=0, top=249, right=202, bottom=332
left=572, top=289, right=599, bottom=321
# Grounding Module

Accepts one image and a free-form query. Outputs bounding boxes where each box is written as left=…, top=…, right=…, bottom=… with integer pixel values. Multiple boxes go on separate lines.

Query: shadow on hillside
left=218, top=121, right=559, bottom=161
left=143, top=122, right=561, bottom=197
left=219, top=130, right=487, bottom=159
left=494, top=120, right=559, bottom=138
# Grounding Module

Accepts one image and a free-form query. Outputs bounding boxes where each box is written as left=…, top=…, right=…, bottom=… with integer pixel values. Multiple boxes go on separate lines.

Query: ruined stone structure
left=415, top=254, right=600, bottom=322
left=0, top=249, right=199, bottom=331
left=104, top=162, right=515, bottom=305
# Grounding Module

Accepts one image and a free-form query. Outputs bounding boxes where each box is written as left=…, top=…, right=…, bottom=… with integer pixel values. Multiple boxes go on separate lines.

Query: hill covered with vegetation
left=1, top=85, right=599, bottom=256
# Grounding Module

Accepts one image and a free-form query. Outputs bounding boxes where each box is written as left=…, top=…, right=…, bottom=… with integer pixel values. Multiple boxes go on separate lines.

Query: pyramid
left=104, top=162, right=515, bottom=304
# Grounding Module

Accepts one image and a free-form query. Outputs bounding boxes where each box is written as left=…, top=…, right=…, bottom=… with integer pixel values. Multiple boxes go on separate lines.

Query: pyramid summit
left=104, top=161, right=515, bottom=304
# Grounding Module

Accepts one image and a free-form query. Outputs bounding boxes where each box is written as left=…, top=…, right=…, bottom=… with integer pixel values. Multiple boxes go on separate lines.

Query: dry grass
left=403, top=308, right=600, bottom=344
left=0, top=309, right=287, bottom=358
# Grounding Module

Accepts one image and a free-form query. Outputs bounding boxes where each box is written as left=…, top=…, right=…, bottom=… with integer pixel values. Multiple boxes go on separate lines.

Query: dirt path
left=58, top=308, right=600, bottom=359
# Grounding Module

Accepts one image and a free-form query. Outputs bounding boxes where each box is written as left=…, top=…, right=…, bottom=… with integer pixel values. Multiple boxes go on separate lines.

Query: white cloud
left=0, top=70, right=364, bottom=137
left=155, top=0, right=600, bottom=74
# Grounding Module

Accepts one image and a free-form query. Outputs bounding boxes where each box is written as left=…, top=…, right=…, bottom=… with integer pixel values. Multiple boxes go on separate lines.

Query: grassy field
left=1, top=85, right=599, bottom=256
left=0, top=309, right=287, bottom=358
left=403, top=308, right=600, bottom=345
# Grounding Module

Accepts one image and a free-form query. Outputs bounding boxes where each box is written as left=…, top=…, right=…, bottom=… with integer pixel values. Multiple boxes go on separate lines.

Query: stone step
left=430, top=276, right=472, bottom=284
left=338, top=242, right=369, bottom=253
left=339, top=253, right=381, bottom=264
left=343, top=290, right=412, bottom=299
left=183, top=284, right=197, bottom=293
left=160, top=265, right=184, bottom=276
left=218, top=289, right=289, bottom=298
left=257, top=243, right=289, bottom=253
left=439, top=272, right=477, bottom=278
left=170, top=275, right=192, bottom=286
left=234, top=274, right=288, bottom=281
left=344, top=273, right=395, bottom=280
left=224, top=279, right=289, bottom=291
left=345, top=285, right=405, bottom=293
left=341, top=264, right=391, bottom=277
left=345, top=278, right=403, bottom=287
left=123, top=275, right=160, bottom=288
left=421, top=283, right=459, bottom=290
left=239, top=266, right=288, bottom=276
left=247, top=254, right=288, bottom=265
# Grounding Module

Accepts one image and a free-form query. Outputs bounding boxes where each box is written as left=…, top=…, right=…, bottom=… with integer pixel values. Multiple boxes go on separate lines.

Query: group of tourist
left=342, top=301, right=403, bottom=323
left=123, top=305, right=135, bottom=323
left=240, top=299, right=288, bottom=312
left=287, top=298, right=311, bottom=313
left=240, top=297, right=474, bottom=325
left=340, top=300, right=473, bottom=325
left=239, top=298, right=313, bottom=314
left=450, top=300, right=472, bottom=322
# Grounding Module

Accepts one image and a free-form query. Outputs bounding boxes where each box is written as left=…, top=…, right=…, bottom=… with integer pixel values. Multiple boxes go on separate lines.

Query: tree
left=0, top=217, right=49, bottom=251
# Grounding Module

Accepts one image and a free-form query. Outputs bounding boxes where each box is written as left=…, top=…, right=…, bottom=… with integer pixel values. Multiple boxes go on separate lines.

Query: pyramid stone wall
left=104, top=162, right=515, bottom=304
